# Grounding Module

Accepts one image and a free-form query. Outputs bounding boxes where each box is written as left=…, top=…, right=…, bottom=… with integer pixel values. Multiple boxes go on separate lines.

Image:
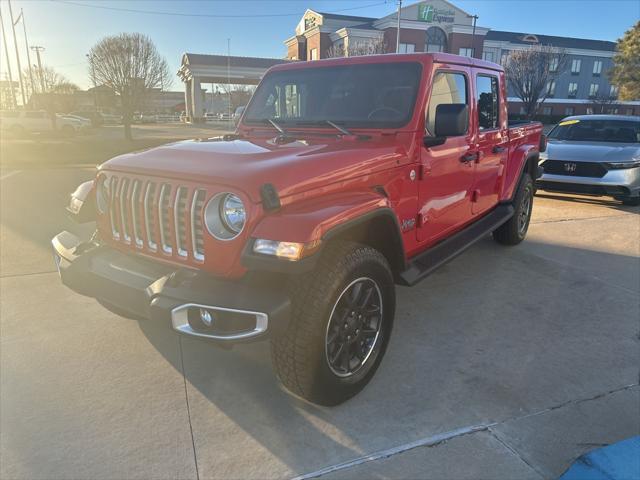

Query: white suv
left=0, top=110, right=82, bottom=136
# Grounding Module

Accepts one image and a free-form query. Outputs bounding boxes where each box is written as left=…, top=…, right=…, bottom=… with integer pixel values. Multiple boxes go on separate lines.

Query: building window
left=542, top=106, right=553, bottom=116
left=608, top=107, right=619, bottom=114
left=399, top=43, right=415, bottom=53
left=426, top=71, right=467, bottom=135
left=568, top=82, right=578, bottom=98
left=482, top=48, right=498, bottom=63
left=459, top=48, right=473, bottom=57
left=589, top=83, right=599, bottom=97
left=610, top=85, right=619, bottom=98
left=592, top=60, right=602, bottom=76
left=476, top=75, right=500, bottom=130
left=519, top=106, right=526, bottom=115
left=546, top=81, right=556, bottom=97
left=565, top=107, right=575, bottom=116
left=626, top=108, right=634, bottom=116
left=586, top=107, right=594, bottom=115
left=310, top=48, right=318, bottom=61
left=571, top=59, right=581, bottom=74
left=425, top=27, right=447, bottom=53
left=549, top=57, right=559, bottom=72
left=500, top=50, right=510, bottom=66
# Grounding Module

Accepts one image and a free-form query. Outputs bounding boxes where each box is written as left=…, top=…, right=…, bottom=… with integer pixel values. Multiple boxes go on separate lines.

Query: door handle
left=492, top=145, right=507, bottom=154
left=460, top=152, right=479, bottom=163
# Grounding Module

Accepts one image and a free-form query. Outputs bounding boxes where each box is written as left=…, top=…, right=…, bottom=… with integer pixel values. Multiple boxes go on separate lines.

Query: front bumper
left=52, top=231, right=291, bottom=344
left=537, top=167, right=640, bottom=199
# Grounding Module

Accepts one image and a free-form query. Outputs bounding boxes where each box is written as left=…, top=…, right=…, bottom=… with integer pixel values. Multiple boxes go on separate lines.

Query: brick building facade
left=284, top=0, right=639, bottom=117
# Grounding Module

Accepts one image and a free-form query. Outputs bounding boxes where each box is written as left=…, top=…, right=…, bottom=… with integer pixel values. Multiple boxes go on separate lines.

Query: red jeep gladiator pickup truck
left=53, top=53, right=544, bottom=405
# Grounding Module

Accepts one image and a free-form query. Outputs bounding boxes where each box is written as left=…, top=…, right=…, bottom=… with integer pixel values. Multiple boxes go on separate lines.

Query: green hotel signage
left=418, top=4, right=455, bottom=23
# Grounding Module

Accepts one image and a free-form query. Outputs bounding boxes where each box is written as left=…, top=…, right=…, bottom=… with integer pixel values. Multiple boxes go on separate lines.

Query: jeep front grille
left=107, top=176, right=206, bottom=262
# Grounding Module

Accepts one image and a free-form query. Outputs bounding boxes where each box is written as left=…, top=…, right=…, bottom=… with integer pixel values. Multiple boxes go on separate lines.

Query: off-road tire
left=622, top=197, right=640, bottom=207
left=271, top=241, right=395, bottom=406
left=493, top=173, right=534, bottom=245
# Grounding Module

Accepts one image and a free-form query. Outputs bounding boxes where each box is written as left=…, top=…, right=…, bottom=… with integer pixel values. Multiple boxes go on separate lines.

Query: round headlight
left=220, top=194, right=246, bottom=234
left=204, top=192, right=246, bottom=240
left=96, top=175, right=109, bottom=214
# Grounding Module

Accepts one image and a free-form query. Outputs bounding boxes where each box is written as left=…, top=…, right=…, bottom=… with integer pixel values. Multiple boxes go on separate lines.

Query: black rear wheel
left=493, top=172, right=534, bottom=245
left=271, top=241, right=395, bottom=406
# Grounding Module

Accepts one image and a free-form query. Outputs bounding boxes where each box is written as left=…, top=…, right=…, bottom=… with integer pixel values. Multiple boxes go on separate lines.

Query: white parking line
left=0, top=170, right=21, bottom=181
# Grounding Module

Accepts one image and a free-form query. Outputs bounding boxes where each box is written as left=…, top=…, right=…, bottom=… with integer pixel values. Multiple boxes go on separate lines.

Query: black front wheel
left=493, top=173, right=534, bottom=245
left=271, top=241, right=395, bottom=406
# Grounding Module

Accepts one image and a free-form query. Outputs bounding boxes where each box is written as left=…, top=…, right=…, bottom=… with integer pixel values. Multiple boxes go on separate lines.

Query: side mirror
left=435, top=104, right=469, bottom=137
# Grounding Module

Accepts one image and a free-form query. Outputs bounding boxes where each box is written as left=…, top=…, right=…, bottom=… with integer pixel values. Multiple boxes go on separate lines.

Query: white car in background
left=58, top=114, right=92, bottom=132
left=0, top=110, right=83, bottom=136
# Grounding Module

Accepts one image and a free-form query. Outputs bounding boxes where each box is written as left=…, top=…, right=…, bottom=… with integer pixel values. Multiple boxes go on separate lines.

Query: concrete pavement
left=1, top=169, right=638, bottom=479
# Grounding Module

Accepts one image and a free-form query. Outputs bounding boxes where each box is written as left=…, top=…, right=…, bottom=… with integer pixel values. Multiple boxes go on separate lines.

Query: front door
left=417, top=69, right=475, bottom=244
left=472, top=71, right=507, bottom=215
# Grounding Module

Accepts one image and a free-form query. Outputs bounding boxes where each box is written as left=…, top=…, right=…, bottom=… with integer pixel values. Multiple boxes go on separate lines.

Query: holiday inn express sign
left=418, top=4, right=456, bottom=23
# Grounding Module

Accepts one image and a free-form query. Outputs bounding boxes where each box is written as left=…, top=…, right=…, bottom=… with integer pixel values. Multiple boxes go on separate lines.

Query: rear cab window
left=476, top=75, right=500, bottom=130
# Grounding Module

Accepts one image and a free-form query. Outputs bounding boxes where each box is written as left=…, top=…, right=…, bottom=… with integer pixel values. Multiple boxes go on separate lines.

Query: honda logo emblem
left=564, top=162, right=577, bottom=173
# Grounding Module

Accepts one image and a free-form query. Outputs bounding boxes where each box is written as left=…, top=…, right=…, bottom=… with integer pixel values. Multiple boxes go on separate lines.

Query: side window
left=426, top=72, right=468, bottom=136
left=476, top=75, right=499, bottom=130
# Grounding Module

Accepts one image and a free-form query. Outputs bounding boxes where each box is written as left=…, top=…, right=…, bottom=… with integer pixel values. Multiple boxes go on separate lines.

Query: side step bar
left=399, top=204, right=515, bottom=286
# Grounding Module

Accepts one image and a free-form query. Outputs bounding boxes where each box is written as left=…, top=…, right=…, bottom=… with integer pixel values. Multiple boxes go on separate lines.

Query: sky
left=1, top=0, right=639, bottom=90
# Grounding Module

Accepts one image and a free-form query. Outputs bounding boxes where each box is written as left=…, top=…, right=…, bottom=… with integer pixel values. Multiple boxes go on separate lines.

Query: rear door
left=417, top=67, right=475, bottom=244
left=472, top=70, right=508, bottom=215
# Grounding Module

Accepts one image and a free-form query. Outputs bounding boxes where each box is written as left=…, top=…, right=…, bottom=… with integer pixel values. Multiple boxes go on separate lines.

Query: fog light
left=199, top=308, right=214, bottom=326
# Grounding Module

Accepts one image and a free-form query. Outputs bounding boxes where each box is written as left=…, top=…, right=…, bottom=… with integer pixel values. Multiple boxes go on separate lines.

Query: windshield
left=244, top=62, right=422, bottom=129
left=548, top=119, right=640, bottom=143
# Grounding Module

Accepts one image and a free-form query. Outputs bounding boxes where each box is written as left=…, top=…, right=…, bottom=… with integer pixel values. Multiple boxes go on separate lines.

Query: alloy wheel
left=325, top=277, right=383, bottom=378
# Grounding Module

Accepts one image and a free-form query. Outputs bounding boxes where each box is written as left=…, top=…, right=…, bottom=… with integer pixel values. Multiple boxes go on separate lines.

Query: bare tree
left=23, top=65, right=79, bottom=95
left=589, top=93, right=617, bottom=114
left=326, top=38, right=388, bottom=58
left=504, top=45, right=568, bottom=119
left=88, top=33, right=170, bottom=140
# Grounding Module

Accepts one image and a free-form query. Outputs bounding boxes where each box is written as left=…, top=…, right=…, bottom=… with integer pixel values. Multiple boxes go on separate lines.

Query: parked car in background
left=233, top=106, right=246, bottom=126
left=68, top=111, right=104, bottom=127
left=133, top=113, right=157, bottom=124
left=204, top=112, right=217, bottom=123
left=537, top=115, right=640, bottom=206
left=0, top=110, right=82, bottom=136
left=100, top=113, right=122, bottom=125
left=218, top=112, right=232, bottom=122
left=59, top=114, right=92, bottom=132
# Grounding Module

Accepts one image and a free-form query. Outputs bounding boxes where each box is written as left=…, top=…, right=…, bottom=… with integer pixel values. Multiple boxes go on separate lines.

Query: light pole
left=396, top=0, right=402, bottom=53
left=469, top=14, right=479, bottom=58
left=19, top=9, right=35, bottom=97
left=0, top=13, right=17, bottom=108
left=7, top=0, right=26, bottom=106
left=31, top=45, right=45, bottom=93
left=86, top=53, right=98, bottom=109
left=227, top=38, right=231, bottom=123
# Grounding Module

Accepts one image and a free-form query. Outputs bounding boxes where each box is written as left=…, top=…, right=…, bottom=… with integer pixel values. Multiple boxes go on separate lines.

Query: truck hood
left=546, top=140, right=640, bottom=163
left=100, top=135, right=407, bottom=203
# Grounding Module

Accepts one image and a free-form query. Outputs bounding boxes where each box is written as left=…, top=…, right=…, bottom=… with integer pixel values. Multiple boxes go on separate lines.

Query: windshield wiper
left=268, top=118, right=288, bottom=136
left=325, top=120, right=353, bottom=136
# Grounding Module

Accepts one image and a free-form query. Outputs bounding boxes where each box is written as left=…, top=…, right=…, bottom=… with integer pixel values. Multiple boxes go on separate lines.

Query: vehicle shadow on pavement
left=135, top=236, right=639, bottom=478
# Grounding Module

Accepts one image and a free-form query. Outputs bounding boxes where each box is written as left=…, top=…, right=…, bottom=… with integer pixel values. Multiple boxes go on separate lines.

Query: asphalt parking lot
left=1, top=166, right=638, bottom=479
